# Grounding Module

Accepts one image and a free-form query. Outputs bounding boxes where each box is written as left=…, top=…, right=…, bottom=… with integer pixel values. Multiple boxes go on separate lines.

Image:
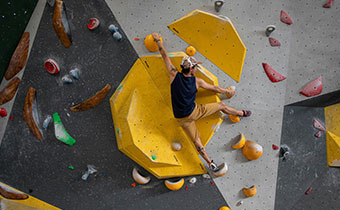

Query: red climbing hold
left=313, top=119, right=325, bottom=131
left=305, top=187, right=312, bottom=195
left=272, top=144, right=279, bottom=150
left=300, top=76, right=323, bottom=97
left=280, top=10, right=293, bottom=25
left=0, top=108, right=7, bottom=117
left=134, top=37, right=140, bottom=41
left=262, top=63, right=287, bottom=83
left=87, top=18, right=100, bottom=30
left=314, top=131, right=321, bottom=138
left=269, top=38, right=281, bottom=47
left=210, top=181, right=215, bottom=186
left=323, top=0, right=334, bottom=8
left=185, top=186, right=188, bottom=191
left=9, top=116, right=13, bottom=120
left=131, top=182, right=136, bottom=187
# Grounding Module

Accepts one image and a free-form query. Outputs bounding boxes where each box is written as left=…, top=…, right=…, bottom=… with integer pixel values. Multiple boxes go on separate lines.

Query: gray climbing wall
left=105, top=0, right=340, bottom=209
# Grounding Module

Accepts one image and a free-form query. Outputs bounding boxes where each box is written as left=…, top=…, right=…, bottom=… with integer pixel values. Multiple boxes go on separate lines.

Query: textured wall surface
left=1, top=0, right=340, bottom=209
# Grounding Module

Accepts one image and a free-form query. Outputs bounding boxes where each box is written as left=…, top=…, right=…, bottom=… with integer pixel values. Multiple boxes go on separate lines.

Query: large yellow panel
left=325, top=103, right=340, bottom=167
left=325, top=131, right=340, bottom=167
left=110, top=52, right=223, bottom=178
left=0, top=182, right=60, bottom=210
left=168, top=10, right=246, bottom=82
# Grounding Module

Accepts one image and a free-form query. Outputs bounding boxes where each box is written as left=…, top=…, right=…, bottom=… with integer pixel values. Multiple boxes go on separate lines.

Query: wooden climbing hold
left=269, top=37, right=281, bottom=47
left=280, top=10, right=293, bottom=25
left=262, top=63, right=286, bottom=83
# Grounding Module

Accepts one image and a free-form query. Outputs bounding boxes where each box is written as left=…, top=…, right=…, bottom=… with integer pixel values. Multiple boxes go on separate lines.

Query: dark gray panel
left=275, top=105, right=340, bottom=210
left=0, top=1, right=228, bottom=209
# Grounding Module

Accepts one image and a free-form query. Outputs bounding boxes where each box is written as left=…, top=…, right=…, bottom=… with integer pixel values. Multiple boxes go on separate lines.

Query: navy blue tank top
left=171, top=72, right=197, bottom=118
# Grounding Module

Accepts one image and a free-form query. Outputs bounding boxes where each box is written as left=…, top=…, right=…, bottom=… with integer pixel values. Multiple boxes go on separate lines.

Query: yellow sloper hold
left=0, top=182, right=61, bottom=210
left=168, top=10, right=247, bottom=82
left=326, top=131, right=340, bottom=167
left=110, top=52, right=223, bottom=178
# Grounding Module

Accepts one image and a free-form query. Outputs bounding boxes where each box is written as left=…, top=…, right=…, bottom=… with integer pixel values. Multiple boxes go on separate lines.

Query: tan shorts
left=177, top=103, right=220, bottom=142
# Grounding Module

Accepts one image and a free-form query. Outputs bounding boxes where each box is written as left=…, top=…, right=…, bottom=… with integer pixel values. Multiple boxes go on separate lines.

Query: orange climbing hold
left=229, top=115, right=240, bottom=123
left=269, top=37, right=281, bottom=47
left=186, top=46, right=196, bottom=56
left=262, top=63, right=286, bottom=83
left=280, top=10, right=293, bottom=25
left=300, top=76, right=323, bottom=97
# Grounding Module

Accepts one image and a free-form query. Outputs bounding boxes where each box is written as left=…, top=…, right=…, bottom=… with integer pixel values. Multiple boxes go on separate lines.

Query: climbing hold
left=323, top=0, right=334, bottom=8
left=131, top=182, right=136, bottom=187
left=269, top=37, right=281, bottom=47
left=0, top=108, right=7, bottom=117
left=151, top=155, right=157, bottom=160
left=44, top=59, right=60, bottom=74
left=202, top=174, right=211, bottom=179
left=53, top=0, right=72, bottom=47
left=81, top=165, right=97, bottom=180
left=313, top=119, right=325, bottom=131
left=300, top=76, right=323, bottom=97
left=144, top=34, right=163, bottom=52
left=229, top=115, right=240, bottom=123
left=87, top=18, right=100, bottom=30
left=243, top=185, right=257, bottom=197
left=53, top=112, right=76, bottom=146
left=212, top=162, right=228, bottom=177
left=225, top=86, right=235, bottom=99
left=185, top=185, right=188, bottom=190
left=219, top=207, right=230, bottom=210
left=279, top=145, right=290, bottom=161
left=42, top=115, right=52, bottom=129
left=113, top=31, right=122, bottom=41
left=214, top=0, right=224, bottom=12
left=68, top=165, right=74, bottom=170
left=62, top=75, right=73, bottom=84
left=134, top=37, right=140, bottom=41
left=23, top=87, right=42, bottom=140
left=272, top=144, right=279, bottom=150
left=9, top=116, right=13, bottom=120
left=0, top=77, right=20, bottom=105
left=242, top=140, right=263, bottom=160
left=232, top=133, right=246, bottom=149
left=186, top=46, right=196, bottom=56
left=315, top=131, right=322, bottom=138
left=172, top=141, right=182, bottom=151
left=69, top=68, right=80, bottom=80
left=70, top=84, right=111, bottom=111
left=5, top=32, right=29, bottom=80
left=305, top=187, right=312, bottom=195
left=265, top=25, right=276, bottom=37
left=280, top=10, right=293, bottom=25
left=236, top=200, right=243, bottom=206
left=132, top=167, right=151, bottom=185
left=108, top=24, right=118, bottom=33
left=210, top=181, right=215, bottom=186
left=189, top=177, right=197, bottom=184
left=164, top=178, right=184, bottom=191
left=0, top=185, right=29, bottom=200
left=262, top=63, right=286, bottom=83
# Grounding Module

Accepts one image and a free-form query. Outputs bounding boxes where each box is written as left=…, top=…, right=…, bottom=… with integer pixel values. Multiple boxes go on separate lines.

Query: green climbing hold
left=118, top=85, right=123, bottom=90
left=152, top=155, right=157, bottom=160
left=53, top=112, right=76, bottom=146
left=68, top=165, right=74, bottom=170
left=117, top=128, right=120, bottom=134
